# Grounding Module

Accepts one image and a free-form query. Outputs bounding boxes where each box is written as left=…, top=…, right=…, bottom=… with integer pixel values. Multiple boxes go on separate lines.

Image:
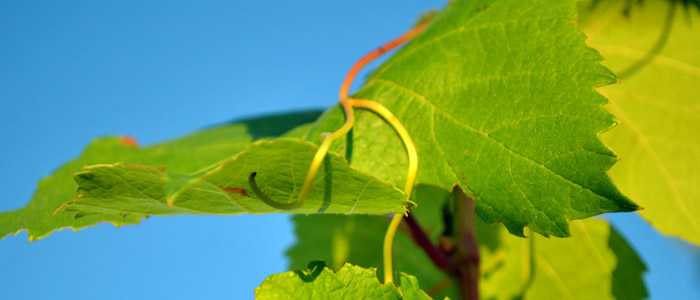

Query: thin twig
left=404, top=213, right=455, bottom=272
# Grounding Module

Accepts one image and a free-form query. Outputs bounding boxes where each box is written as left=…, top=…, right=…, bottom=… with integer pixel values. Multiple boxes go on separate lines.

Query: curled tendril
left=249, top=172, right=300, bottom=210
left=248, top=19, right=431, bottom=284
left=349, top=99, right=419, bottom=284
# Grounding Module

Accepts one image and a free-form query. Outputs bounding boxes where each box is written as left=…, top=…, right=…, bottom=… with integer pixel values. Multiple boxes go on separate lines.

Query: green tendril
left=248, top=172, right=301, bottom=210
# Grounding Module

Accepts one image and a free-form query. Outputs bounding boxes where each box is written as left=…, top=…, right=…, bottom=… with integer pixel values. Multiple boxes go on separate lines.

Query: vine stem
left=402, top=189, right=481, bottom=299
left=455, top=188, right=479, bottom=300
left=404, top=213, right=455, bottom=272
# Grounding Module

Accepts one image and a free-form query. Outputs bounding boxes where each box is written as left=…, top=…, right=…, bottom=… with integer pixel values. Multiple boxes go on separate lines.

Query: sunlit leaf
left=307, top=0, right=638, bottom=238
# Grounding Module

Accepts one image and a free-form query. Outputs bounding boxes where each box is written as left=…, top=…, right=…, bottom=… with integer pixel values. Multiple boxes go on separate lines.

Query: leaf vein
left=373, top=78, right=620, bottom=206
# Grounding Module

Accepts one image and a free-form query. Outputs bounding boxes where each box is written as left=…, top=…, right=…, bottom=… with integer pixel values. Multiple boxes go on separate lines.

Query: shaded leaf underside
left=0, top=111, right=322, bottom=241
left=64, top=139, right=405, bottom=217
left=288, top=188, right=647, bottom=300
left=288, top=185, right=458, bottom=299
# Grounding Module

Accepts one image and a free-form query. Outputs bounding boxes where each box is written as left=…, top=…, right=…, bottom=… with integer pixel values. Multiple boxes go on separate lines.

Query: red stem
left=404, top=213, right=455, bottom=272
left=402, top=188, right=480, bottom=300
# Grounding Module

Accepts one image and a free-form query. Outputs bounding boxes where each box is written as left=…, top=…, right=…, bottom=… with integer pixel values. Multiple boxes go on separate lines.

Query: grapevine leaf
left=579, top=0, right=700, bottom=245
left=306, top=0, right=638, bottom=238
left=62, top=139, right=405, bottom=216
left=288, top=191, right=646, bottom=299
left=255, top=261, right=435, bottom=300
left=0, top=111, right=321, bottom=241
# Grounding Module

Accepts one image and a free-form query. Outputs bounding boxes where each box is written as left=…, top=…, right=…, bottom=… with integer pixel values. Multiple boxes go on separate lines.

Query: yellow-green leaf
left=580, top=0, right=700, bottom=245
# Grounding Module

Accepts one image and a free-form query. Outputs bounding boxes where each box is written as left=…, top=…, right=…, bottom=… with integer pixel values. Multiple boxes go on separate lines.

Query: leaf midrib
left=371, top=78, right=627, bottom=210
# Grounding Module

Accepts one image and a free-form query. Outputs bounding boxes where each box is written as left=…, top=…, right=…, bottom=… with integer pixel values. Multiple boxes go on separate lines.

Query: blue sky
left=0, top=1, right=698, bottom=299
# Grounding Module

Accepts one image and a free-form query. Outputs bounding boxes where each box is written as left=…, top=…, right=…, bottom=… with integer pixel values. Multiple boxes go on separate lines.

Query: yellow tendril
left=249, top=99, right=354, bottom=210
left=384, top=213, right=405, bottom=283
left=248, top=19, right=430, bottom=285
left=350, top=99, right=418, bottom=284
left=349, top=100, right=418, bottom=197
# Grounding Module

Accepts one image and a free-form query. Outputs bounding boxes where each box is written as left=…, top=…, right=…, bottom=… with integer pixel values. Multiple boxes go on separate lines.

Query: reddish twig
left=403, top=188, right=480, bottom=300
left=404, top=213, right=455, bottom=272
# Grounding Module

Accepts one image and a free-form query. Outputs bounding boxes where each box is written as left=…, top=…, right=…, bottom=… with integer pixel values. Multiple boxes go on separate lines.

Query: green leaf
left=306, top=0, right=638, bottom=238
left=0, top=111, right=321, bottom=241
left=255, top=261, right=435, bottom=300
left=63, top=138, right=405, bottom=216
left=579, top=0, right=700, bottom=245
left=288, top=190, right=646, bottom=300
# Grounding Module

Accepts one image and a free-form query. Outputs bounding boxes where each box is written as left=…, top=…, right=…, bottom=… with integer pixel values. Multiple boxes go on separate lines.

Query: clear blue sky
left=0, top=1, right=698, bottom=299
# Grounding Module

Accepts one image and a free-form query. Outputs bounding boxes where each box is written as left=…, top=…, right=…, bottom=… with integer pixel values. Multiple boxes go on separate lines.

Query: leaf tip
left=120, top=135, right=139, bottom=148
